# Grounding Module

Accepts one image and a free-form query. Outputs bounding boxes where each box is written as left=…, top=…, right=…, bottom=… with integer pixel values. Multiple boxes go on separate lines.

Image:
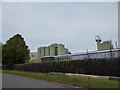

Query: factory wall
left=29, top=52, right=38, bottom=61
left=50, top=45, right=55, bottom=56
left=96, top=40, right=113, bottom=51
left=57, top=44, right=68, bottom=55
left=45, top=47, right=50, bottom=56
left=37, top=48, right=41, bottom=61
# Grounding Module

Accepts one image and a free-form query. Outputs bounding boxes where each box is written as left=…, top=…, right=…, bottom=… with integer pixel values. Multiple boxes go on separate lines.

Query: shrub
left=13, top=58, right=120, bottom=77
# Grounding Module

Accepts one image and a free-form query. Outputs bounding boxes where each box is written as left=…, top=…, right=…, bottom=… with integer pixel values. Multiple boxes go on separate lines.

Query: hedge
left=12, top=58, right=120, bottom=77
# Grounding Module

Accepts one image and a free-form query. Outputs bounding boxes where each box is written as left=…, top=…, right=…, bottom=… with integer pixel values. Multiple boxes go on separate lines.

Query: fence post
left=86, top=49, right=89, bottom=59
left=110, top=47, right=113, bottom=59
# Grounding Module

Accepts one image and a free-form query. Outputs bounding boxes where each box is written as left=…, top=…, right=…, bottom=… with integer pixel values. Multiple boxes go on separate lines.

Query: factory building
left=29, top=43, right=70, bottom=62
left=29, top=36, right=114, bottom=62
left=95, top=36, right=113, bottom=51
left=37, top=43, right=70, bottom=61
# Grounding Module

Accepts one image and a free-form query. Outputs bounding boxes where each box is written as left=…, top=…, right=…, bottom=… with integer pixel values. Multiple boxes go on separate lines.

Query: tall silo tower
left=37, top=47, right=41, bottom=61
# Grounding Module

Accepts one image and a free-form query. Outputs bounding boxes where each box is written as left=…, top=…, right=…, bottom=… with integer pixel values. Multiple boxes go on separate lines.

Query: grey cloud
left=2, top=2, right=118, bottom=53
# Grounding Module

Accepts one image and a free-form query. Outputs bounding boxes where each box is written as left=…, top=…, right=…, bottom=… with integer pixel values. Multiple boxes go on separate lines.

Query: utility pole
left=110, top=47, right=113, bottom=59
left=86, top=49, right=89, bottom=59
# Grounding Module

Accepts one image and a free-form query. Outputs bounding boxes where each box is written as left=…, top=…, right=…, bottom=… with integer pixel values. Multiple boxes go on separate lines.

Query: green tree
left=2, top=34, right=30, bottom=69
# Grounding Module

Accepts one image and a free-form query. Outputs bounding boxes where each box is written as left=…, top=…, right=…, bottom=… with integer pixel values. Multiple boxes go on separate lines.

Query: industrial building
left=29, top=37, right=115, bottom=62
left=95, top=36, right=113, bottom=51
left=29, top=43, right=70, bottom=62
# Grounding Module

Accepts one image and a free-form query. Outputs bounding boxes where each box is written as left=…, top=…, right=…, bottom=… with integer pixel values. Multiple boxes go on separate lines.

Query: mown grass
left=2, top=70, right=120, bottom=88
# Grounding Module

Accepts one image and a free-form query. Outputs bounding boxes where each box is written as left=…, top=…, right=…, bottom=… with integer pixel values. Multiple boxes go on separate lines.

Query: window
left=55, top=47, right=58, bottom=56
left=31, top=55, right=34, bottom=57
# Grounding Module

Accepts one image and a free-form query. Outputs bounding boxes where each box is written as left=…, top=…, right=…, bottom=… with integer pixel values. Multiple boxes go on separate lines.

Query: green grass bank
left=2, top=70, right=120, bottom=88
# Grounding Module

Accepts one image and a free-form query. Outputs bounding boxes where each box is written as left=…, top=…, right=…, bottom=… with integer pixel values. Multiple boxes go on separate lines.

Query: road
left=2, top=73, right=84, bottom=89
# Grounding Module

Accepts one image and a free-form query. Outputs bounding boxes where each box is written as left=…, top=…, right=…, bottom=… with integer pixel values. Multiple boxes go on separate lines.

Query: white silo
left=50, top=45, right=55, bottom=56
left=37, top=47, right=41, bottom=61
left=41, top=47, right=45, bottom=57
left=45, top=47, right=50, bottom=56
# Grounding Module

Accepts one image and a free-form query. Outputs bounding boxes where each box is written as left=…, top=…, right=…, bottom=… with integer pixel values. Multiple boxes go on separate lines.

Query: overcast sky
left=1, top=2, right=118, bottom=53
left=0, top=2, right=1, bottom=42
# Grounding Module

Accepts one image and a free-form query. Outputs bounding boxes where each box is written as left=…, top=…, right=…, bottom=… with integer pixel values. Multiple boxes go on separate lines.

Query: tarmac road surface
left=2, top=73, right=85, bottom=89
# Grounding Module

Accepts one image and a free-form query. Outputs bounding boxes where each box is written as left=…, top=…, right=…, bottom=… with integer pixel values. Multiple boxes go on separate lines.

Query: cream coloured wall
left=96, top=40, right=113, bottom=51
left=29, top=52, right=38, bottom=61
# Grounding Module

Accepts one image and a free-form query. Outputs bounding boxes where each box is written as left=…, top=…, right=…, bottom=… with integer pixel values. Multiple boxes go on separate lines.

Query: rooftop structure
left=95, top=36, right=113, bottom=51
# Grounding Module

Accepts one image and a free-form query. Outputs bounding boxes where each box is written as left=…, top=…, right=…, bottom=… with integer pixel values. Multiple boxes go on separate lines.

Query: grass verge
left=2, top=70, right=120, bottom=88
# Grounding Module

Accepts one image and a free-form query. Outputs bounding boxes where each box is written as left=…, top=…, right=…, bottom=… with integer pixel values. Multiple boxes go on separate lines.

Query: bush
left=12, top=58, right=120, bottom=77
